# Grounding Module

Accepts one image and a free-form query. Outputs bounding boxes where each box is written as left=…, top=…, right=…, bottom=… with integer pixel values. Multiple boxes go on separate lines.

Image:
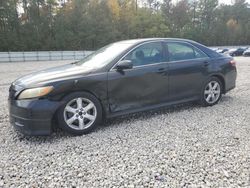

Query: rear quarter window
left=191, top=42, right=222, bottom=58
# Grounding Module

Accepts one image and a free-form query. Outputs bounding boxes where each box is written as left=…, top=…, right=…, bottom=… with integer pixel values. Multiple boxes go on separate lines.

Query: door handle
left=157, top=68, right=168, bottom=76
left=204, top=61, right=209, bottom=67
left=157, top=68, right=165, bottom=73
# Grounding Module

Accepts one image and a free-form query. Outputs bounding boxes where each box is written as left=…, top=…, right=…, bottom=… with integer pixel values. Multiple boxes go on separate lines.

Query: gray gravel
left=0, top=58, right=250, bottom=187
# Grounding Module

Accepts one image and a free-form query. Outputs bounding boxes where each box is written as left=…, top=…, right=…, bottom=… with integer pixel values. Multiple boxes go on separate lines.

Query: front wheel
left=57, top=92, right=102, bottom=135
left=200, top=77, right=222, bottom=106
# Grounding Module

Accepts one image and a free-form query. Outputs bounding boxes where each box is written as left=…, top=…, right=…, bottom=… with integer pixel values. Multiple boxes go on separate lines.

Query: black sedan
left=9, top=38, right=237, bottom=136
left=229, top=47, right=247, bottom=56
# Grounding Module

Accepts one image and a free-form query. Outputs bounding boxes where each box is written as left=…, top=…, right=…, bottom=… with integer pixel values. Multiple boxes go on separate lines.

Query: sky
left=172, top=0, right=250, bottom=5
left=219, top=0, right=250, bottom=4
left=17, top=0, right=250, bottom=13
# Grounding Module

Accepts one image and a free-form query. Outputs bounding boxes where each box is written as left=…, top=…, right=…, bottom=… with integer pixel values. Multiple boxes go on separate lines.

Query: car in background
left=243, top=48, right=250, bottom=56
left=8, top=38, right=237, bottom=136
left=210, top=47, right=219, bottom=51
left=229, top=47, right=248, bottom=56
left=216, top=48, right=229, bottom=54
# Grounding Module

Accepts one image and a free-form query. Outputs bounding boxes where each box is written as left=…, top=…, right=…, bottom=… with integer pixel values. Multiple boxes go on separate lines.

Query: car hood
left=13, top=63, right=97, bottom=88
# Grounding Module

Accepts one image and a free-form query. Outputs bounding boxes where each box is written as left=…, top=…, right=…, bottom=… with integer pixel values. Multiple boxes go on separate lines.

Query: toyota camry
left=8, top=38, right=237, bottom=135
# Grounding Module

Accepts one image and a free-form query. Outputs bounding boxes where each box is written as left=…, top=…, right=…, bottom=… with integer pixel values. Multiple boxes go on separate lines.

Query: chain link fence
left=0, top=51, right=93, bottom=62
left=0, top=46, right=248, bottom=62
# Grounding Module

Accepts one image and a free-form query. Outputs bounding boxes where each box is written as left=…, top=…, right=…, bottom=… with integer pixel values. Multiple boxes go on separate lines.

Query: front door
left=107, top=41, right=169, bottom=113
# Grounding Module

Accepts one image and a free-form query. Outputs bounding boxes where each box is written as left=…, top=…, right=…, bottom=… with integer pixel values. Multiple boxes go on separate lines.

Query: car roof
left=117, top=38, right=196, bottom=45
left=115, top=38, right=222, bottom=58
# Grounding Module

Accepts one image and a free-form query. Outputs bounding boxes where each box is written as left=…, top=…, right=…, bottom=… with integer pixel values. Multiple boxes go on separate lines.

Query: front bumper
left=9, top=98, right=61, bottom=136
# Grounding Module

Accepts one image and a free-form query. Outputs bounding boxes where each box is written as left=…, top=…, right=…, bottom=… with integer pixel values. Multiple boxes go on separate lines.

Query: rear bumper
left=225, top=67, right=237, bottom=93
left=8, top=99, right=61, bottom=136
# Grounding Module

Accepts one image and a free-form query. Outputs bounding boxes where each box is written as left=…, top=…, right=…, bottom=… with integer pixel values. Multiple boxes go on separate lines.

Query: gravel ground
left=0, top=58, right=250, bottom=188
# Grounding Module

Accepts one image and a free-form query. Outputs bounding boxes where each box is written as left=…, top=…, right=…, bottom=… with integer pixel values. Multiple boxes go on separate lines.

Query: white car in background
left=243, top=48, right=250, bottom=56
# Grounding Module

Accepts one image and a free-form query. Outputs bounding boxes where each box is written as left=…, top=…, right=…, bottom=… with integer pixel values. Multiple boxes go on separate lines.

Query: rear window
left=165, top=42, right=208, bottom=61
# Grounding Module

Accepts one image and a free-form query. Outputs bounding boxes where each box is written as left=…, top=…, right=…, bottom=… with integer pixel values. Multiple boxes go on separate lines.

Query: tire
left=57, top=92, right=102, bottom=135
left=200, top=77, right=222, bottom=107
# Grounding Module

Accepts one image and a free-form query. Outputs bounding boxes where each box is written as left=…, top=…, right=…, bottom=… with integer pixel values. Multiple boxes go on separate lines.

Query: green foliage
left=0, top=0, right=250, bottom=51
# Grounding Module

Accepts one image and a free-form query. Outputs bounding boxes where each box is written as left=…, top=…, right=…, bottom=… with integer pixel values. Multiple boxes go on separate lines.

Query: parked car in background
left=226, top=48, right=236, bottom=55
left=229, top=47, right=248, bottom=56
left=8, top=38, right=237, bottom=136
left=210, top=47, right=219, bottom=51
left=216, top=48, right=229, bottom=54
left=243, top=48, right=250, bottom=56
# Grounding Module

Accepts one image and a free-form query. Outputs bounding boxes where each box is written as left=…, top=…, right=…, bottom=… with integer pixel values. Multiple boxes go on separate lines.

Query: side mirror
left=115, top=60, right=133, bottom=70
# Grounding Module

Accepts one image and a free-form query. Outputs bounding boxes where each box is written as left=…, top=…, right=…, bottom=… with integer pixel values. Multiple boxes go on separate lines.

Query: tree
left=0, top=0, right=250, bottom=51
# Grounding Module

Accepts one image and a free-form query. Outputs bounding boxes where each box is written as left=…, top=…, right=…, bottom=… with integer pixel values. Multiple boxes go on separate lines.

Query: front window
left=123, top=42, right=165, bottom=67
left=77, top=42, right=134, bottom=68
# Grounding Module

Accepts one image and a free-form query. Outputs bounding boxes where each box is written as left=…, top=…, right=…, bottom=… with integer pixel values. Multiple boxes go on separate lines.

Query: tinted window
left=77, top=42, right=133, bottom=68
left=166, top=42, right=208, bottom=61
left=123, top=42, right=165, bottom=66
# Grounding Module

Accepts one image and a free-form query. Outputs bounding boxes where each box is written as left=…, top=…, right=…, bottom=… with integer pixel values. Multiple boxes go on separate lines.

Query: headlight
left=18, top=86, right=53, bottom=100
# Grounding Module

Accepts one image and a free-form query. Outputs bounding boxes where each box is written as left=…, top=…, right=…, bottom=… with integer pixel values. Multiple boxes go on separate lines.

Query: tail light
left=229, top=60, right=236, bottom=66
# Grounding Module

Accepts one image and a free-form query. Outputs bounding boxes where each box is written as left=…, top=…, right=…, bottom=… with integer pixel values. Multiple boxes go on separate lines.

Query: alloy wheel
left=63, top=97, right=97, bottom=130
left=204, top=81, right=221, bottom=104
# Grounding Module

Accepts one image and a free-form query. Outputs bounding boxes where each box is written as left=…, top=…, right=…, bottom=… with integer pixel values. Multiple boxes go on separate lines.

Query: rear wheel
left=200, top=77, right=222, bottom=106
left=57, top=92, right=102, bottom=135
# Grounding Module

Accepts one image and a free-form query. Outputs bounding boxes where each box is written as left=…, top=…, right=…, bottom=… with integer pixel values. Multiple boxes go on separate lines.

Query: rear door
left=164, top=41, right=210, bottom=101
left=107, top=41, right=169, bottom=113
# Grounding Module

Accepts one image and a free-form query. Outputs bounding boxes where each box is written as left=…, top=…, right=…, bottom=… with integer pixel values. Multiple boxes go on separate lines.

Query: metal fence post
left=8, top=52, right=11, bottom=62
left=23, top=51, right=25, bottom=62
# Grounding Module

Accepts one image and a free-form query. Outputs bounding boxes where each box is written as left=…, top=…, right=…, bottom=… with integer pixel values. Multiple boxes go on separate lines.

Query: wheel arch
left=51, top=89, right=107, bottom=130
left=209, top=74, right=225, bottom=94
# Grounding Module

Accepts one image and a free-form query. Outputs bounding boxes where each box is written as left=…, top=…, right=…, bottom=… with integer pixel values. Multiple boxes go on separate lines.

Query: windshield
left=76, top=42, right=134, bottom=68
